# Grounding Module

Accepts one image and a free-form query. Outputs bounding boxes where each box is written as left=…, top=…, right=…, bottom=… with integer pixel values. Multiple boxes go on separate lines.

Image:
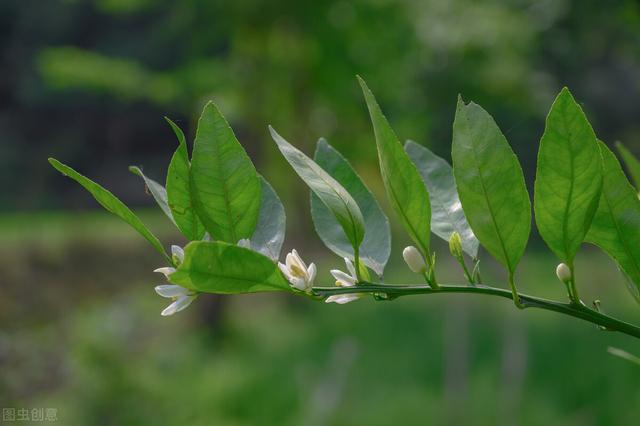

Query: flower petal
left=325, top=294, right=360, bottom=304
left=307, top=263, right=317, bottom=286
left=330, top=270, right=356, bottom=286
left=155, top=284, right=188, bottom=298
left=344, top=257, right=356, bottom=278
left=289, top=277, right=308, bottom=292
left=153, top=267, right=176, bottom=277
left=171, top=245, right=185, bottom=262
left=291, top=249, right=307, bottom=270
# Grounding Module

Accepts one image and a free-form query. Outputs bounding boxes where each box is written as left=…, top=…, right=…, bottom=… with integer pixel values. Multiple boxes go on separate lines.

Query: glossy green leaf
left=451, top=98, right=531, bottom=273
left=534, top=88, right=602, bottom=263
left=311, top=138, right=391, bottom=276
left=270, top=126, right=365, bottom=251
left=405, top=140, right=479, bottom=258
left=48, top=158, right=170, bottom=262
left=358, top=76, right=431, bottom=256
left=169, top=241, right=290, bottom=294
left=250, top=176, right=286, bottom=261
left=190, top=101, right=261, bottom=243
left=586, top=142, right=640, bottom=303
left=128, top=166, right=176, bottom=225
left=165, top=118, right=205, bottom=241
left=616, top=142, right=640, bottom=192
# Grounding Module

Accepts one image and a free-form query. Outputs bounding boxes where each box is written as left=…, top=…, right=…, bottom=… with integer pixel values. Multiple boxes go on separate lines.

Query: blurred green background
left=2, top=0, right=640, bottom=424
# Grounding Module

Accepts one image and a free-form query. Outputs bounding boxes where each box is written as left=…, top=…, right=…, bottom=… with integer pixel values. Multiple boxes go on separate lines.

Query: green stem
left=353, top=247, right=362, bottom=282
left=508, top=272, right=523, bottom=309
left=311, top=283, right=640, bottom=339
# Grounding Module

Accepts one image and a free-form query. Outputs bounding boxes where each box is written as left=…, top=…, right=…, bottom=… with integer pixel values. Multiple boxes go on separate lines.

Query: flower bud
left=403, top=246, right=427, bottom=274
left=556, top=263, right=572, bottom=284
left=449, top=232, right=463, bottom=260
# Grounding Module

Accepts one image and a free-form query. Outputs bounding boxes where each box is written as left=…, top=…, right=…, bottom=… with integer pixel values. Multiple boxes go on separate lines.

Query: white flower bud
left=403, top=246, right=426, bottom=274
left=556, top=263, right=572, bottom=284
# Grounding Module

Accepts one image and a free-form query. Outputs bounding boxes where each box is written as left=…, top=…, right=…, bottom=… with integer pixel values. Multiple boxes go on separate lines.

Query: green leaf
left=165, top=117, right=206, bottom=241
left=358, top=76, right=432, bottom=256
left=190, top=101, right=261, bottom=243
left=405, top=140, right=479, bottom=259
left=128, top=166, right=176, bottom=225
left=48, top=158, right=170, bottom=262
left=270, top=126, right=365, bottom=251
left=586, top=142, right=640, bottom=303
left=311, top=138, right=391, bottom=276
left=616, top=142, right=640, bottom=192
left=250, top=176, right=286, bottom=261
left=451, top=98, right=531, bottom=273
left=169, top=241, right=291, bottom=294
left=534, top=87, right=603, bottom=263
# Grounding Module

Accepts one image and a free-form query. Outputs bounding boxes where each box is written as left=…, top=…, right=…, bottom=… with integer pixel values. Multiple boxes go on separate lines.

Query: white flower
left=326, top=258, right=361, bottom=305
left=403, top=246, right=427, bottom=274
left=153, top=244, right=197, bottom=316
left=155, top=284, right=198, bottom=316
left=278, top=249, right=317, bottom=292
left=556, top=263, right=572, bottom=284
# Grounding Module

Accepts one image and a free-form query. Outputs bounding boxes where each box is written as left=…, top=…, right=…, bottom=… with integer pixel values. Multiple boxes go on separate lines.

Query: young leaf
left=48, top=158, right=170, bottom=262
left=250, top=176, right=286, bottom=261
left=128, top=166, right=176, bottom=225
left=358, top=76, right=432, bottom=256
left=169, top=241, right=290, bottom=294
left=616, top=142, right=640, bottom=192
left=165, top=118, right=206, bottom=241
left=586, top=142, right=640, bottom=303
left=405, top=140, right=479, bottom=259
left=451, top=98, right=531, bottom=273
left=270, top=127, right=365, bottom=251
left=311, top=138, right=391, bottom=276
left=534, top=88, right=602, bottom=263
left=190, top=101, right=261, bottom=243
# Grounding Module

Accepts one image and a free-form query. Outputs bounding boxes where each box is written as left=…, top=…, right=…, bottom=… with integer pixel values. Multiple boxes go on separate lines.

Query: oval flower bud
left=556, top=263, right=572, bottom=284
left=403, top=246, right=427, bottom=274
left=449, top=232, right=463, bottom=260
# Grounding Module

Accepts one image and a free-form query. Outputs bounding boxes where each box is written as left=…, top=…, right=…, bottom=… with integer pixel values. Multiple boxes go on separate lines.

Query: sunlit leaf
left=169, top=241, right=290, bottom=294
left=616, top=141, right=640, bottom=192
left=586, top=142, right=640, bottom=303
left=128, top=165, right=175, bottom=225
left=165, top=117, right=205, bottom=241
left=250, top=176, right=286, bottom=261
left=48, top=158, right=170, bottom=262
left=358, top=76, right=431, bottom=256
left=534, top=87, right=602, bottom=263
left=270, top=126, right=365, bottom=251
left=311, top=138, right=390, bottom=276
left=190, top=101, right=261, bottom=243
left=451, top=98, right=531, bottom=273
left=405, top=140, right=479, bottom=259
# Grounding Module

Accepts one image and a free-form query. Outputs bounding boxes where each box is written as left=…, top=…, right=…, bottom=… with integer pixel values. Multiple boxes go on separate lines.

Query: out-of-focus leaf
left=165, top=117, right=205, bottom=241
left=169, top=241, right=290, bottom=294
left=534, top=87, right=602, bottom=263
left=586, top=142, right=640, bottom=303
left=358, top=76, right=431, bottom=256
left=251, top=177, right=286, bottom=261
left=128, top=166, right=175, bottom=225
left=48, top=158, right=170, bottom=262
left=405, top=140, right=479, bottom=259
left=451, top=98, right=531, bottom=273
left=270, top=126, right=365, bottom=251
left=190, top=101, right=261, bottom=243
left=311, top=138, right=390, bottom=276
left=616, top=142, right=640, bottom=192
